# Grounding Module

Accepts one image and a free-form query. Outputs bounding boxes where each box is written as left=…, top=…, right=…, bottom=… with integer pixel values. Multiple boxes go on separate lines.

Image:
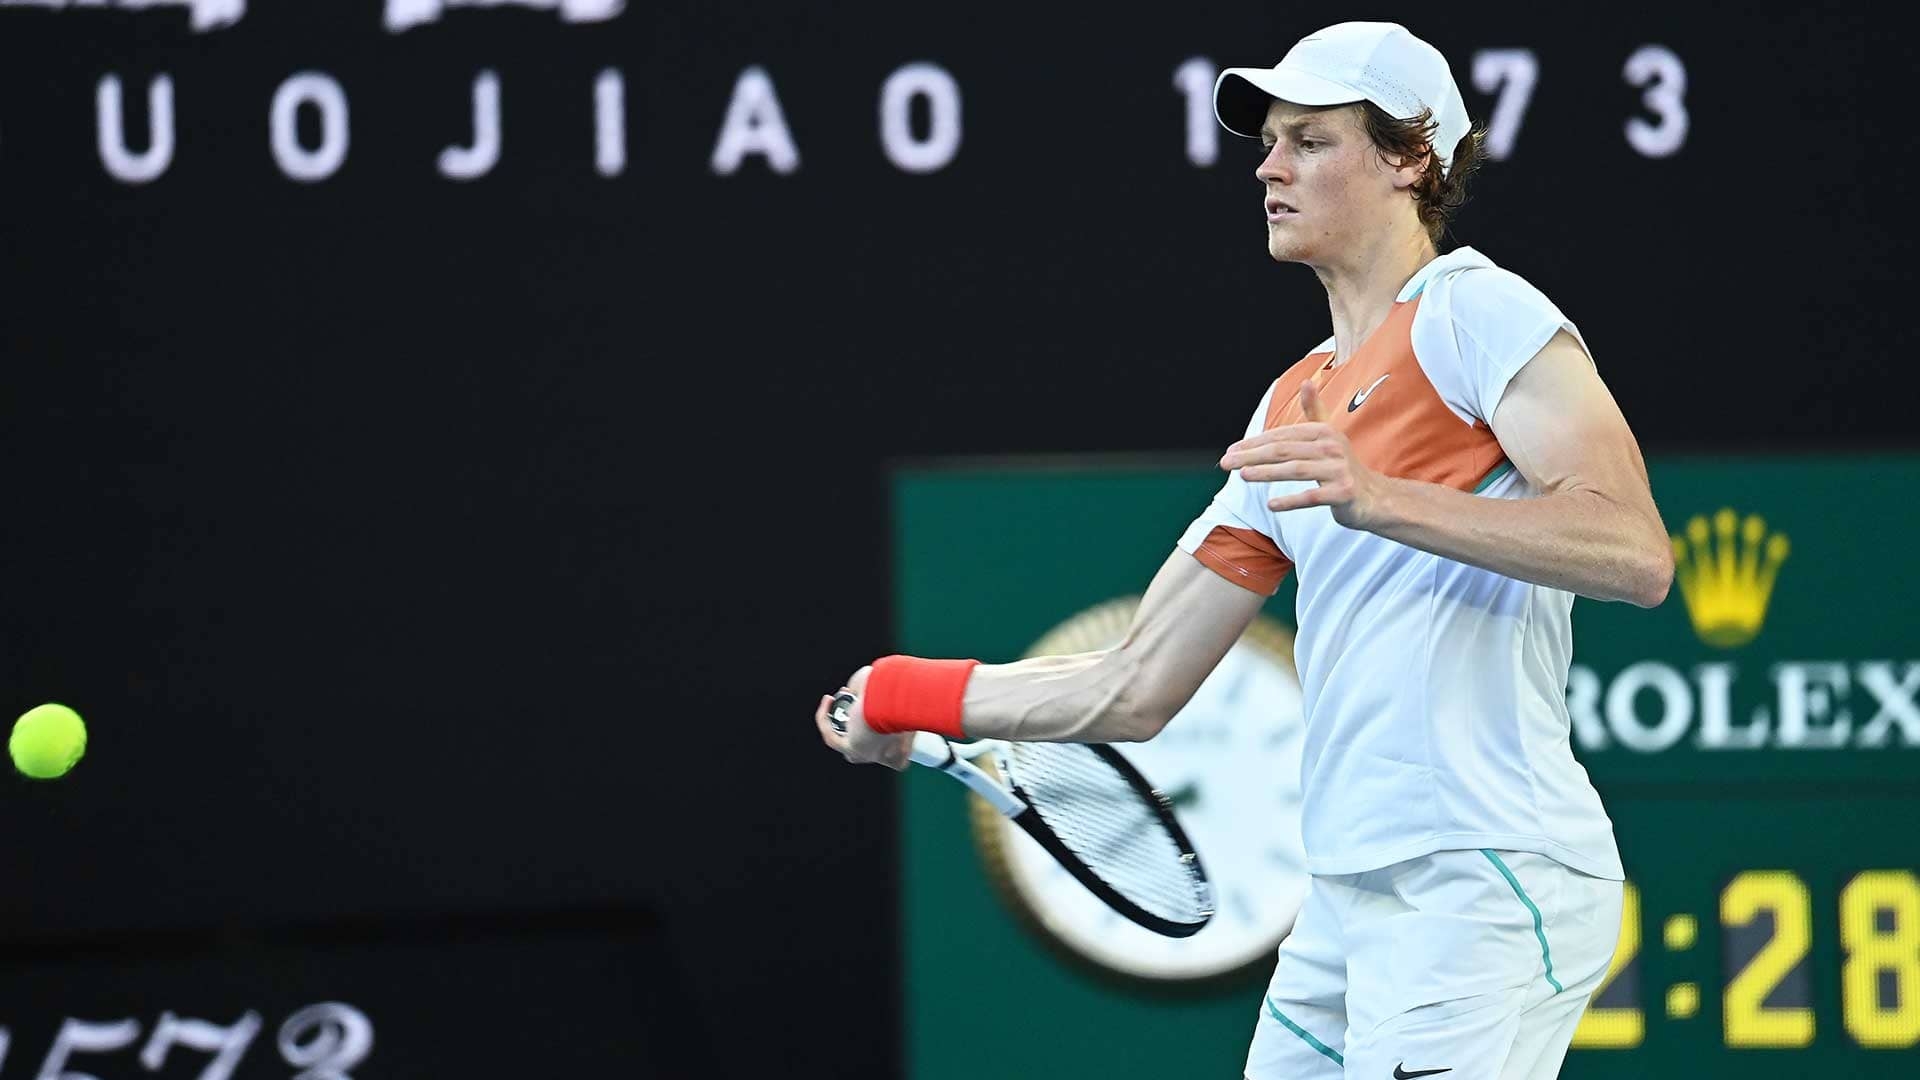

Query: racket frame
left=995, top=740, right=1213, bottom=938
left=830, top=693, right=1212, bottom=937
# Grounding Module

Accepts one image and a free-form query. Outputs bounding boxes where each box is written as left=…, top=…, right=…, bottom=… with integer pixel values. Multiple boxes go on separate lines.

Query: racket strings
left=1002, top=742, right=1206, bottom=923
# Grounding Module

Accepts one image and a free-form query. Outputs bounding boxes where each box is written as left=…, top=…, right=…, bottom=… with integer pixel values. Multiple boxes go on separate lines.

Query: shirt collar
left=1398, top=245, right=1496, bottom=303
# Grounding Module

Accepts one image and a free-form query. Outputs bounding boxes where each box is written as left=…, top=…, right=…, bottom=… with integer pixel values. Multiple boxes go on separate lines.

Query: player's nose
left=1255, top=147, right=1290, bottom=186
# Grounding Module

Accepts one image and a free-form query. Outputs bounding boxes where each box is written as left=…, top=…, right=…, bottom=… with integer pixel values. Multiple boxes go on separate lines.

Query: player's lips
left=1265, top=197, right=1298, bottom=223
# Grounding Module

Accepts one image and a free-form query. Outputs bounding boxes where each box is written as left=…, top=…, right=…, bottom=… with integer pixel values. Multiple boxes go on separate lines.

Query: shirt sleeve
left=1175, top=382, right=1294, bottom=596
left=1411, top=266, right=1593, bottom=426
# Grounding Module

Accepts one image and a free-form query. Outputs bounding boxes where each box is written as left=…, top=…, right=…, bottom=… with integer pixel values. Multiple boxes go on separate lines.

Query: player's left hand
left=1219, top=380, right=1388, bottom=531
left=813, top=665, right=915, bottom=771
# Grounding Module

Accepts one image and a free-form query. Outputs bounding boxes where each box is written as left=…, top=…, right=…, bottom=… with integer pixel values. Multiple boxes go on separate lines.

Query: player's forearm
left=960, top=649, right=1165, bottom=743
left=863, top=553, right=1262, bottom=744
left=1370, top=475, right=1673, bottom=606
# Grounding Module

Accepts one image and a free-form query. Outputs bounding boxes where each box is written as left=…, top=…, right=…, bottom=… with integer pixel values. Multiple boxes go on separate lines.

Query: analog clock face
left=971, top=597, right=1309, bottom=982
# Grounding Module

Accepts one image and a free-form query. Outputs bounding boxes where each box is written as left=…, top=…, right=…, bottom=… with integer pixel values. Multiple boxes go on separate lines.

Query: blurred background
left=0, top=3, right=1913, bottom=1078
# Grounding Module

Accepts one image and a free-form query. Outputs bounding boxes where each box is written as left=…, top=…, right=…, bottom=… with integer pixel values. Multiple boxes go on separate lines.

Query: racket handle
left=831, top=692, right=965, bottom=771
left=909, top=732, right=955, bottom=768
left=827, top=691, right=856, bottom=734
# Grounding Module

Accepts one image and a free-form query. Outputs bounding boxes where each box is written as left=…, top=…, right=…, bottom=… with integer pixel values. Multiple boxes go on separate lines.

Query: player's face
left=1255, top=101, right=1402, bottom=265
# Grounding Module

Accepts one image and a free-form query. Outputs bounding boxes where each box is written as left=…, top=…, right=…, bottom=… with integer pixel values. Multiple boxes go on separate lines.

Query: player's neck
left=1314, top=228, right=1437, bottom=368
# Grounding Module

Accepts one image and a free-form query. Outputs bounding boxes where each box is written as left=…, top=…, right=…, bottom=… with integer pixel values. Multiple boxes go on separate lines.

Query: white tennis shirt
left=1178, top=247, right=1624, bottom=880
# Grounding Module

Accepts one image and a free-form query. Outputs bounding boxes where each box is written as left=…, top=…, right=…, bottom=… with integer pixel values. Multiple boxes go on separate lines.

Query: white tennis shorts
left=1244, top=848, right=1623, bottom=1080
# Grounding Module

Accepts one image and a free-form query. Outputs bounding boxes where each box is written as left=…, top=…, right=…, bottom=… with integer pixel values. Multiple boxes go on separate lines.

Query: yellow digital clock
left=1574, top=869, right=1920, bottom=1052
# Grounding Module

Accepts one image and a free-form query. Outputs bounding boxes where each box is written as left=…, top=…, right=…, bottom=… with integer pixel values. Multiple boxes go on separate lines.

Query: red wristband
left=862, top=655, right=979, bottom=739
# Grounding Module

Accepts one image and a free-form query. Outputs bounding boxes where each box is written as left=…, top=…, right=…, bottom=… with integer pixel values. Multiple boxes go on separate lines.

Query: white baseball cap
left=1213, top=22, right=1471, bottom=175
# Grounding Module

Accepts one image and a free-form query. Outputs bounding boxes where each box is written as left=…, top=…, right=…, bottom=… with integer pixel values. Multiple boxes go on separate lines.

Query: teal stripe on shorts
left=1482, top=849, right=1564, bottom=993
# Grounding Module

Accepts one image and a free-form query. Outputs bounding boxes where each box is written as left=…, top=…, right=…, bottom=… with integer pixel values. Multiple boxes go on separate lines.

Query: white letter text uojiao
left=879, top=62, right=961, bottom=174
left=270, top=72, right=349, bottom=182
left=711, top=66, right=799, bottom=176
left=595, top=68, right=625, bottom=177
left=96, top=73, right=175, bottom=184
left=437, top=69, right=500, bottom=180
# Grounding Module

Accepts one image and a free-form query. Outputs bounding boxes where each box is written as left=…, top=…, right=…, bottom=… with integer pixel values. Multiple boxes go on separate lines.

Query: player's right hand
left=814, top=665, right=914, bottom=771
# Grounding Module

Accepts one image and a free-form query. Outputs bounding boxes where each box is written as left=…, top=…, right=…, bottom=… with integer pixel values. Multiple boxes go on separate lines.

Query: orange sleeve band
left=1192, top=525, right=1293, bottom=596
left=863, top=655, right=979, bottom=739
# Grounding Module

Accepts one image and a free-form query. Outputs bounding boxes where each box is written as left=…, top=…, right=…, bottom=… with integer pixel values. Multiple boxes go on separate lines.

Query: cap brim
left=1213, top=66, right=1366, bottom=138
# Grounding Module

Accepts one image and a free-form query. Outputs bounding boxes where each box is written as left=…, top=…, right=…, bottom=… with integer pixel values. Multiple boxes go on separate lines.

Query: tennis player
left=815, top=20, right=1671, bottom=1079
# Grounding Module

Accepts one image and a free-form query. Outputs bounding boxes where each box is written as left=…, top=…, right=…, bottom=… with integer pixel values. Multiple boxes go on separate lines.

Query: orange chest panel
left=1264, top=296, right=1508, bottom=493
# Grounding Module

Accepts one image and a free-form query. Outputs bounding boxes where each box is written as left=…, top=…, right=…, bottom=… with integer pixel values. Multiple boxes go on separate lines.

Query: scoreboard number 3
left=1623, top=45, right=1689, bottom=158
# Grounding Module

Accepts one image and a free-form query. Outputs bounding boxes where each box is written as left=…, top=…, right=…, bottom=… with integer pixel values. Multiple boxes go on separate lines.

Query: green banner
left=897, top=456, right=1920, bottom=1080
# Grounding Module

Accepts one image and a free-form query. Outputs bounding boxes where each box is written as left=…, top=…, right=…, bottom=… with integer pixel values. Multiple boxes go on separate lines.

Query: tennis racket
left=828, top=691, right=1213, bottom=938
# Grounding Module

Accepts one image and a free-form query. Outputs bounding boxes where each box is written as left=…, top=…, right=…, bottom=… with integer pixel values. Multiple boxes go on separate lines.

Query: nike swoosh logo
left=1348, top=373, right=1390, bottom=412
left=1393, top=1066, right=1452, bottom=1079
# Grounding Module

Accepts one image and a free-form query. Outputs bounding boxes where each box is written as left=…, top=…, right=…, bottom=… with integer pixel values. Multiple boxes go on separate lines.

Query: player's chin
left=1266, top=230, right=1309, bottom=263
left=1267, top=226, right=1313, bottom=265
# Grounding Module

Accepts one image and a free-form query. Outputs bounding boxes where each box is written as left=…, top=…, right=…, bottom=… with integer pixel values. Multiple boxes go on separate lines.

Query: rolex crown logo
left=1671, top=508, right=1789, bottom=648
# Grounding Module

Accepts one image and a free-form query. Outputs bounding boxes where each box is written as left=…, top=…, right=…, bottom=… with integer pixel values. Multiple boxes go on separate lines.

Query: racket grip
left=828, top=691, right=856, bottom=734
left=909, top=732, right=954, bottom=768
left=834, top=694, right=956, bottom=768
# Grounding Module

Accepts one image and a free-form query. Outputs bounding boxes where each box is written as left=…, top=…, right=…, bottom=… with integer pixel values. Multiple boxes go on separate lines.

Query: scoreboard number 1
left=1175, top=47, right=1691, bottom=165
left=1172, top=57, right=1219, bottom=167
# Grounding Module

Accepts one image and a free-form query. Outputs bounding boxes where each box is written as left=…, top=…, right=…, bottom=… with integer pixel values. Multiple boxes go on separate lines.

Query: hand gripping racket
left=829, top=692, right=1214, bottom=938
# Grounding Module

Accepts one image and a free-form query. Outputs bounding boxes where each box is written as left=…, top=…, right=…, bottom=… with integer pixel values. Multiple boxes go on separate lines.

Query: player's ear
left=1389, top=147, right=1430, bottom=191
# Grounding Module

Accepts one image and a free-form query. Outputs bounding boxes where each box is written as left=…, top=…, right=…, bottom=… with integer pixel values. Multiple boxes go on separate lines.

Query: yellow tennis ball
left=11, top=703, right=87, bottom=780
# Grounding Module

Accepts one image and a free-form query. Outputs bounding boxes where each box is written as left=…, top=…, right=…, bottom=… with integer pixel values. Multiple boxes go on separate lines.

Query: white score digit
left=278, top=1002, right=373, bottom=1080
left=36, top=1018, right=140, bottom=1080
left=1624, top=45, right=1688, bottom=158
left=1174, top=56, right=1218, bottom=166
left=1470, top=49, right=1538, bottom=161
left=140, top=1010, right=263, bottom=1080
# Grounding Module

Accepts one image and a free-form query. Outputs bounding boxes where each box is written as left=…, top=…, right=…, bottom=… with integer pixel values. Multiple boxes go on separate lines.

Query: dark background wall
left=0, top=4, right=1910, bottom=1076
